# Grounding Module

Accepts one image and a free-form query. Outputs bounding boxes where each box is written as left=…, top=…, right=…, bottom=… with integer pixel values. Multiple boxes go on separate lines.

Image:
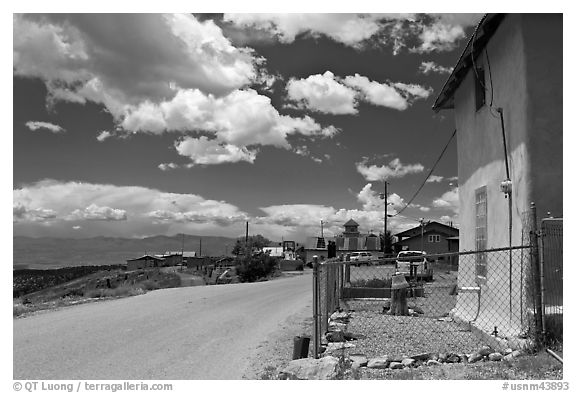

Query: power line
left=391, top=128, right=457, bottom=217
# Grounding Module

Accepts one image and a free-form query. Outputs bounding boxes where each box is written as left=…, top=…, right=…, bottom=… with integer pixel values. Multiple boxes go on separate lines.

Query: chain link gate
left=312, top=245, right=544, bottom=359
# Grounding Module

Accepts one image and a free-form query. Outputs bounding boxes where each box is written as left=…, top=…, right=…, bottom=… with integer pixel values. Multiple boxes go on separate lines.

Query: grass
left=350, top=277, right=392, bottom=288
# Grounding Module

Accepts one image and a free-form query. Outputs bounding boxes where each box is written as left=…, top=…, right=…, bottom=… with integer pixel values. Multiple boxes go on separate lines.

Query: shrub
left=236, top=254, right=278, bottom=282
left=350, top=277, right=392, bottom=288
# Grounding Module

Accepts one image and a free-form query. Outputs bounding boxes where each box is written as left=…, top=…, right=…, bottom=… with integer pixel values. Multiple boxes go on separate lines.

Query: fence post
left=312, top=256, right=319, bottom=359
left=530, top=202, right=544, bottom=344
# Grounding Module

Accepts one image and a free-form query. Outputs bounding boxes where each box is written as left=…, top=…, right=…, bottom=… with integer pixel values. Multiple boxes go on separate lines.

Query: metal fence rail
left=312, top=246, right=545, bottom=359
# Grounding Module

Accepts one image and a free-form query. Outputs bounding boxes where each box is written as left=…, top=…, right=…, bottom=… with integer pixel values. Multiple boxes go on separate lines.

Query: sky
left=13, top=12, right=483, bottom=241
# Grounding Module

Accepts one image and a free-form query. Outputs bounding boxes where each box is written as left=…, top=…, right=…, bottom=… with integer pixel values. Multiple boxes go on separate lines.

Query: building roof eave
left=432, top=14, right=506, bottom=112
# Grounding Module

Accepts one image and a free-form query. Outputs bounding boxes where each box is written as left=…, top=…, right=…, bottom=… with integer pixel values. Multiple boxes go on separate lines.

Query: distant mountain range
left=13, top=234, right=241, bottom=269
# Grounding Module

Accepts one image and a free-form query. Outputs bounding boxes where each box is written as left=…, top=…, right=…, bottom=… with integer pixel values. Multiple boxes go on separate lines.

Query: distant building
left=393, top=221, right=459, bottom=256
left=157, top=251, right=183, bottom=266
left=303, top=220, right=381, bottom=262
left=126, top=254, right=165, bottom=271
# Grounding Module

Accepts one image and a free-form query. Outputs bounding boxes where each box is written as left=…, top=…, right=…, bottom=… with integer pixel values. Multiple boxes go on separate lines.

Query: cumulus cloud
left=96, top=131, right=112, bottom=142
left=223, top=13, right=481, bottom=53
left=356, top=158, right=425, bottom=181
left=223, top=14, right=385, bottom=48
left=68, top=204, right=127, bottom=221
left=175, top=136, right=257, bottom=166
left=16, top=14, right=339, bottom=166
left=426, top=175, right=444, bottom=183
left=356, top=183, right=404, bottom=213
left=419, top=61, right=453, bottom=75
left=14, top=14, right=259, bottom=103
left=25, top=121, right=65, bottom=133
left=13, top=204, right=57, bottom=222
left=286, top=71, right=431, bottom=114
left=13, top=180, right=249, bottom=237
left=158, top=162, right=179, bottom=171
left=121, top=88, right=334, bottom=146
left=432, top=187, right=459, bottom=213
left=413, top=22, right=465, bottom=53
left=286, top=71, right=358, bottom=114
left=254, top=201, right=418, bottom=240
left=343, top=74, right=431, bottom=110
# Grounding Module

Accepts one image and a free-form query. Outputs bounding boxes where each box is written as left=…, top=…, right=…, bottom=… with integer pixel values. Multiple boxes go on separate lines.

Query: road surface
left=13, top=272, right=312, bottom=380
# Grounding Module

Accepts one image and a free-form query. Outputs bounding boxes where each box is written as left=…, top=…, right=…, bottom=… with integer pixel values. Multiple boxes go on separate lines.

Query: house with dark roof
left=126, top=254, right=165, bottom=270
left=433, top=14, right=562, bottom=337
left=393, top=221, right=459, bottom=257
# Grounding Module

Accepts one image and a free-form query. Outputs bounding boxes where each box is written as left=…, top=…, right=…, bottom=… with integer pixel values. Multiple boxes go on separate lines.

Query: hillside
left=13, top=234, right=238, bottom=269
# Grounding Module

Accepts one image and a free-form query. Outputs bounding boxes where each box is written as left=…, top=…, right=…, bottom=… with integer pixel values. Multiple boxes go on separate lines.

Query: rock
left=349, top=354, right=368, bottom=367
left=280, top=356, right=340, bottom=380
left=458, top=354, right=468, bottom=363
left=367, top=356, right=390, bottom=369
left=326, top=331, right=345, bottom=342
left=324, top=342, right=355, bottom=353
left=468, top=353, right=484, bottom=363
left=330, top=311, right=350, bottom=322
left=511, top=350, right=523, bottom=358
left=438, top=353, right=448, bottom=362
left=478, top=346, right=493, bottom=356
left=429, top=353, right=439, bottom=362
left=343, top=332, right=366, bottom=341
left=390, top=362, right=404, bottom=370
left=488, top=352, right=503, bottom=361
left=328, top=321, right=347, bottom=332
left=401, top=358, right=416, bottom=367
left=426, top=360, right=441, bottom=366
left=504, top=348, right=513, bottom=355
left=412, top=306, right=425, bottom=314
left=446, top=353, right=461, bottom=363
left=503, top=354, right=514, bottom=362
left=412, top=352, right=432, bottom=361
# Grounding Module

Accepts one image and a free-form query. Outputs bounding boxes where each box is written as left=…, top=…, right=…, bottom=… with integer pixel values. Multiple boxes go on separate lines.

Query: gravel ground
left=344, top=312, right=486, bottom=359
left=243, top=300, right=314, bottom=379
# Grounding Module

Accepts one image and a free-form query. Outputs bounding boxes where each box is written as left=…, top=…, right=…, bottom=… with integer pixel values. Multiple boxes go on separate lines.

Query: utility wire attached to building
left=391, top=128, right=457, bottom=218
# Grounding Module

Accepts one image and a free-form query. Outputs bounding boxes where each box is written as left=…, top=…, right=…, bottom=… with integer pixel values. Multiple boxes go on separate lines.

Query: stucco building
left=433, top=14, right=562, bottom=336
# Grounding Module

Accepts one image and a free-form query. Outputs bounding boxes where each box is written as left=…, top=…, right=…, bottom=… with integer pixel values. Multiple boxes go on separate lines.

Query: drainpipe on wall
left=497, top=108, right=514, bottom=324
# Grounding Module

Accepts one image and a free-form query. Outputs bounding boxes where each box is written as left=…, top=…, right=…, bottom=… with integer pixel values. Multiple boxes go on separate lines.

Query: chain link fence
left=312, top=245, right=548, bottom=359
left=540, top=218, right=563, bottom=349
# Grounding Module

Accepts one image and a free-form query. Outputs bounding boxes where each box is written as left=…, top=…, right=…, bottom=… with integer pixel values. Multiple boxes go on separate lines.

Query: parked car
left=349, top=252, right=373, bottom=266
left=395, top=251, right=433, bottom=281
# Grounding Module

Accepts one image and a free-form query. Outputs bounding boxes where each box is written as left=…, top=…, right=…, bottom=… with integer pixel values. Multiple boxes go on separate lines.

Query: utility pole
left=379, top=181, right=389, bottom=255
left=384, top=181, right=388, bottom=250
left=199, top=238, right=202, bottom=257
left=320, top=220, right=324, bottom=238
left=245, top=221, right=249, bottom=243
left=419, top=218, right=430, bottom=252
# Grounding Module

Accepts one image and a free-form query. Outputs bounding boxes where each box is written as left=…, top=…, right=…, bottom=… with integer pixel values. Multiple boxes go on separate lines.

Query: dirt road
left=13, top=272, right=312, bottom=380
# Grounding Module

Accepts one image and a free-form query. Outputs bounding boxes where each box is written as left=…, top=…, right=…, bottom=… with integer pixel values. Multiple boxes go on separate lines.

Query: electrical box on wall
left=500, top=179, right=512, bottom=195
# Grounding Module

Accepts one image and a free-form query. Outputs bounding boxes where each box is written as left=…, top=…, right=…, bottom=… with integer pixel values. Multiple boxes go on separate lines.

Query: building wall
left=522, top=14, right=563, bottom=221
left=453, top=14, right=562, bottom=336
left=395, top=230, right=454, bottom=255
